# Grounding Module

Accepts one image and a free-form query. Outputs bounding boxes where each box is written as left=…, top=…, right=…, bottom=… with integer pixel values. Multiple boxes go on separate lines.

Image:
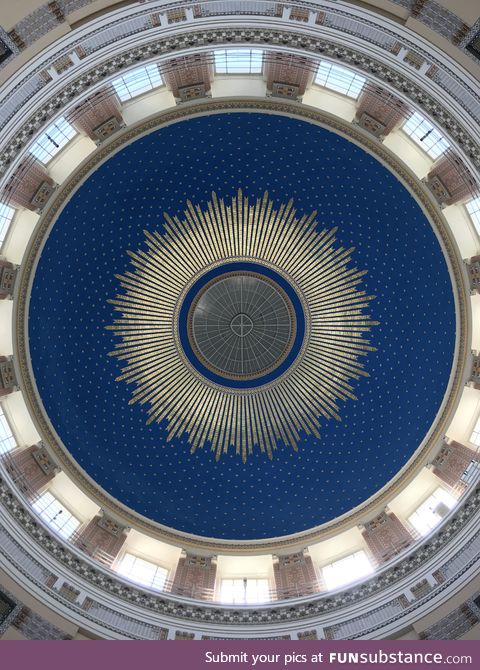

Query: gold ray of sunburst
left=107, top=191, right=378, bottom=462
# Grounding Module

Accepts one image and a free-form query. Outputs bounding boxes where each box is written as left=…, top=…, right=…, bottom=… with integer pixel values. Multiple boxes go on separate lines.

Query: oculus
left=108, top=190, right=378, bottom=462
left=187, top=271, right=297, bottom=381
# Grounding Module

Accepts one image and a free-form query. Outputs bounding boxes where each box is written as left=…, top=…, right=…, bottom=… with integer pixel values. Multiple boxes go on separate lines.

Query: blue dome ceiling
left=29, top=112, right=456, bottom=540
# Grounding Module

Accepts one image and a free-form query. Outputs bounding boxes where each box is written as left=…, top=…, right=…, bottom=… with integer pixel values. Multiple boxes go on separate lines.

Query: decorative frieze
left=470, top=352, right=480, bottom=389
left=0, top=479, right=480, bottom=633
left=431, top=441, right=477, bottom=489
left=2, top=444, right=59, bottom=497
left=361, top=510, right=413, bottom=563
left=67, top=87, right=123, bottom=143
left=13, top=606, right=72, bottom=640
left=264, top=52, right=315, bottom=101
left=52, top=54, right=74, bottom=75
left=171, top=552, right=216, bottom=599
left=410, top=578, right=432, bottom=600
left=58, top=583, right=80, bottom=603
left=47, top=1, right=65, bottom=24
left=403, top=50, right=425, bottom=70
left=273, top=550, right=319, bottom=599
left=0, top=262, right=18, bottom=300
left=466, top=255, right=480, bottom=294
left=2, top=27, right=480, bottom=179
left=175, top=630, right=195, bottom=640
left=355, top=86, right=409, bottom=139
left=73, top=512, right=128, bottom=565
left=162, top=54, right=213, bottom=103
left=297, top=630, right=318, bottom=640
left=1, top=158, right=56, bottom=213
left=420, top=603, right=479, bottom=639
left=425, top=150, right=478, bottom=207
left=0, top=356, right=18, bottom=394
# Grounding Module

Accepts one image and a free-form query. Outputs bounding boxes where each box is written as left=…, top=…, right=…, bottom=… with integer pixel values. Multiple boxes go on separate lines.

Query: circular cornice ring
left=1, top=24, right=480, bottom=180
left=14, top=98, right=469, bottom=553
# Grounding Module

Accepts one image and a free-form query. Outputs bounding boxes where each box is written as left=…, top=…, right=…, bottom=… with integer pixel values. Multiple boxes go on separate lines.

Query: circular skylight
left=189, top=272, right=295, bottom=380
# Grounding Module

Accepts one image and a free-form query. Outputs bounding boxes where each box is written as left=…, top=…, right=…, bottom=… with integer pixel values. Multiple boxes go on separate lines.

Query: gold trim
left=13, top=99, right=468, bottom=553
left=107, top=194, right=377, bottom=461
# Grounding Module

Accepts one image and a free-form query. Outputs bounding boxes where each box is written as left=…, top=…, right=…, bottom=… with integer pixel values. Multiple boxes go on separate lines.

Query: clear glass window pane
left=408, top=488, right=457, bottom=537
left=29, top=117, right=77, bottom=164
left=402, top=111, right=450, bottom=159
left=32, top=491, right=80, bottom=539
left=0, top=202, right=15, bottom=246
left=470, top=414, right=480, bottom=447
left=220, top=578, right=270, bottom=604
left=116, top=553, right=168, bottom=591
left=112, top=64, right=163, bottom=102
left=466, top=198, right=480, bottom=237
left=214, top=49, right=263, bottom=74
left=0, top=409, right=17, bottom=454
left=322, top=551, right=374, bottom=590
left=314, top=61, right=366, bottom=99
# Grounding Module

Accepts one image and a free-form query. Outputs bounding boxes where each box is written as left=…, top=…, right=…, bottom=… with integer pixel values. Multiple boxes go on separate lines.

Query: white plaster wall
left=0, top=300, right=13, bottom=354
left=216, top=553, right=274, bottom=580
left=211, top=76, right=267, bottom=98
left=446, top=384, right=480, bottom=444
left=121, top=88, right=176, bottom=126
left=383, top=131, right=433, bottom=179
left=121, top=529, right=182, bottom=573
left=1, top=209, right=39, bottom=265
left=308, top=526, right=367, bottom=567
left=48, top=471, right=100, bottom=522
left=0, top=391, right=41, bottom=446
left=302, top=87, right=357, bottom=122
left=387, top=467, right=450, bottom=523
left=48, top=135, right=96, bottom=185
left=443, top=204, right=479, bottom=260
left=471, top=293, right=480, bottom=351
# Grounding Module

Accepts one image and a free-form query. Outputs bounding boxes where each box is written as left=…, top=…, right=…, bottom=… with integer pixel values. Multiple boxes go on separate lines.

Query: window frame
left=0, top=202, right=15, bottom=247
left=219, top=577, right=271, bottom=604
left=0, top=406, right=17, bottom=455
left=407, top=487, right=457, bottom=537
left=213, top=49, right=264, bottom=75
left=314, top=61, right=366, bottom=99
left=466, top=197, right=480, bottom=237
left=402, top=111, right=450, bottom=159
left=31, top=491, right=81, bottom=540
left=28, top=116, right=78, bottom=164
left=321, top=550, right=374, bottom=591
left=111, top=64, right=163, bottom=102
left=115, top=552, right=169, bottom=592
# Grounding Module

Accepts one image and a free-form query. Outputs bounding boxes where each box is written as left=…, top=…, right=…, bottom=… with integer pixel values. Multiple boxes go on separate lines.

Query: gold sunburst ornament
left=107, top=191, right=378, bottom=462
